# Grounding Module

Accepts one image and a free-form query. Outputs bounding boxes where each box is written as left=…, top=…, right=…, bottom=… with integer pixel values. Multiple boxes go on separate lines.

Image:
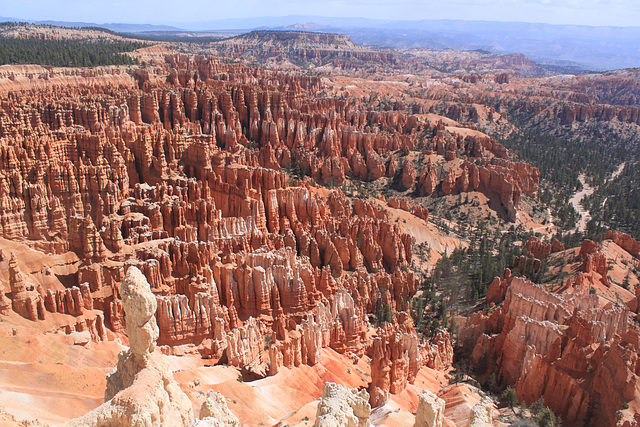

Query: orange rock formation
left=0, top=54, right=470, bottom=415
left=462, top=273, right=638, bottom=425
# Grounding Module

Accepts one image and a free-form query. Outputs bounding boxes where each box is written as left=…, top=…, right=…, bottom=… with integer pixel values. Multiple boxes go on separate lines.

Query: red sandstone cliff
left=0, top=64, right=384, bottom=377
left=0, top=54, right=533, bottom=409
left=462, top=272, right=638, bottom=426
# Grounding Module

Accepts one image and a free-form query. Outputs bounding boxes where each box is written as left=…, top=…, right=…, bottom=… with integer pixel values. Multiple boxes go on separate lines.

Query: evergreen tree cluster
left=0, top=36, right=144, bottom=67
left=502, top=126, right=618, bottom=189
left=585, top=161, right=640, bottom=239
left=411, top=226, right=531, bottom=340
left=373, top=298, right=393, bottom=327
left=501, top=112, right=640, bottom=237
left=410, top=280, right=449, bottom=338
left=432, top=226, right=525, bottom=302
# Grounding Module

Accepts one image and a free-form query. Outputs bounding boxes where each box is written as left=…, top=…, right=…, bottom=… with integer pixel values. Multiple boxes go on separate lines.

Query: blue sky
left=1, top=0, right=638, bottom=27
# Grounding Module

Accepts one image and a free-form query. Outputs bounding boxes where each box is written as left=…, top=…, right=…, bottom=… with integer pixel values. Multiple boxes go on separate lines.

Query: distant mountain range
left=1, top=15, right=639, bottom=71
left=0, top=17, right=183, bottom=33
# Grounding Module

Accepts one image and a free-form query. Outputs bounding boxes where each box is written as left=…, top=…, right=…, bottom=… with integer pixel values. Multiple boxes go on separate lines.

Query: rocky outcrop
left=579, top=239, right=610, bottom=286
left=43, top=283, right=93, bottom=316
left=315, top=382, right=371, bottom=427
left=225, top=317, right=267, bottom=379
left=142, top=181, right=415, bottom=372
left=368, top=314, right=453, bottom=407
left=0, top=53, right=495, bottom=421
left=495, top=73, right=509, bottom=84
left=387, top=197, right=428, bottom=221
left=606, top=230, right=640, bottom=256
left=461, top=274, right=635, bottom=426
left=399, top=158, right=416, bottom=191
left=65, top=267, right=194, bottom=427
left=0, top=250, right=11, bottom=314
left=8, top=252, right=44, bottom=320
left=56, top=312, right=107, bottom=343
left=413, top=390, right=444, bottom=427
left=210, top=31, right=397, bottom=70
left=524, top=236, right=564, bottom=260
left=413, top=205, right=429, bottom=221
left=0, top=53, right=537, bottom=273
left=416, top=159, right=538, bottom=221
left=195, top=390, right=240, bottom=427
left=421, top=329, right=454, bottom=372
left=414, top=69, right=640, bottom=127
left=485, top=268, right=514, bottom=305
left=468, top=398, right=493, bottom=427
left=0, top=272, right=10, bottom=314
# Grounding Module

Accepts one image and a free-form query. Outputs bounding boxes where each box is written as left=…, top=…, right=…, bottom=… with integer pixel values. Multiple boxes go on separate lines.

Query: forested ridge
left=585, top=161, right=640, bottom=239
left=0, top=23, right=145, bottom=67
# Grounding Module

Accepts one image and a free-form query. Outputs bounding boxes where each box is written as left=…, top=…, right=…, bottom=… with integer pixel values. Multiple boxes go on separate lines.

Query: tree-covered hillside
left=0, top=28, right=144, bottom=67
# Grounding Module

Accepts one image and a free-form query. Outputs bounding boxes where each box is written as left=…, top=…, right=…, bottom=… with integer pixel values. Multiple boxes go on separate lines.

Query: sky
left=1, top=0, right=639, bottom=27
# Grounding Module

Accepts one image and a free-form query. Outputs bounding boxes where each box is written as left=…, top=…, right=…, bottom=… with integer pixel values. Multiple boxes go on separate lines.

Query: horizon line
left=2, top=15, right=640, bottom=31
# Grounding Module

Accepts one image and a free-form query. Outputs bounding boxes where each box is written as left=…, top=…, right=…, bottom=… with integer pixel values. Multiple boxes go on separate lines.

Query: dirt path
left=569, top=163, right=625, bottom=233
left=569, top=174, right=594, bottom=233
left=609, top=162, right=626, bottom=182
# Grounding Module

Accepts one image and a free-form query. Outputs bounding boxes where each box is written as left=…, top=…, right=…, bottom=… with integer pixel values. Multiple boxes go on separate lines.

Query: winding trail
left=569, top=174, right=594, bottom=233
left=568, top=162, right=626, bottom=233
left=610, top=162, right=626, bottom=182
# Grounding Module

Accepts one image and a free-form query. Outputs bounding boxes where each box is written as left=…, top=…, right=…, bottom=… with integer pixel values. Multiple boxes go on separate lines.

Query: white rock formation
left=65, top=267, right=194, bottom=427
left=469, top=397, right=493, bottom=427
left=413, top=389, right=445, bottom=427
left=315, top=382, right=371, bottom=427
left=194, top=390, right=239, bottom=426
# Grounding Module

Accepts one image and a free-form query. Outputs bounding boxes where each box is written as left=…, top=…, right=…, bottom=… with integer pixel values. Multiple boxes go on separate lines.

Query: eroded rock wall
left=461, top=273, right=636, bottom=426
left=0, top=55, right=514, bottom=403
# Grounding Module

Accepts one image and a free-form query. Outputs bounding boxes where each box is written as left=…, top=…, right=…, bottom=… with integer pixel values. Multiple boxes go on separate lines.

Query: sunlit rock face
left=65, top=267, right=194, bottom=427
left=461, top=273, right=636, bottom=426
left=0, top=50, right=525, bottom=425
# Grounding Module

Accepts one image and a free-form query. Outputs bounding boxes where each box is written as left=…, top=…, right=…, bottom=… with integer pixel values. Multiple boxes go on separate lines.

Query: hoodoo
left=0, top=18, right=639, bottom=427
left=66, top=267, right=194, bottom=426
